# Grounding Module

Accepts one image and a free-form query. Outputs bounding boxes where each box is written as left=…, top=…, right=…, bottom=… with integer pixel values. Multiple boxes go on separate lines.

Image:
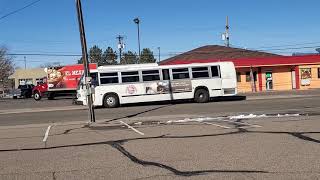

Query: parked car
left=12, top=84, right=34, bottom=99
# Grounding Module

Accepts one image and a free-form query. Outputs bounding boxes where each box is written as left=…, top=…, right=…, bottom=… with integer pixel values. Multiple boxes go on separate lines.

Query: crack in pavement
left=0, top=126, right=319, bottom=177
left=110, top=142, right=268, bottom=176
left=0, top=129, right=319, bottom=153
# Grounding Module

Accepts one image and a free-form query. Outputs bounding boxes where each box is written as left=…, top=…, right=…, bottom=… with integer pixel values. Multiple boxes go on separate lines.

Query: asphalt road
left=1, top=94, right=320, bottom=126
left=0, top=93, right=320, bottom=179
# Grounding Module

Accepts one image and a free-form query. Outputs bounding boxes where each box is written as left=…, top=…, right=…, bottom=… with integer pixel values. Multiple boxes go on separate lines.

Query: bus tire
left=34, top=91, right=41, bottom=101
left=194, top=89, right=209, bottom=103
left=103, top=94, right=119, bottom=108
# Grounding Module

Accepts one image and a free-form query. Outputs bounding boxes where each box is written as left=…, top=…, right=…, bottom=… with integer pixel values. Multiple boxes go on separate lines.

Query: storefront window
left=236, top=72, right=241, bottom=82
left=19, top=78, right=33, bottom=85
left=246, top=72, right=257, bottom=82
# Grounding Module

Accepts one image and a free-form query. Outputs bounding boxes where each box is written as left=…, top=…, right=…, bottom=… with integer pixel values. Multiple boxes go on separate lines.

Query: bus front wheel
left=103, top=94, right=119, bottom=108
left=194, top=89, right=209, bottom=103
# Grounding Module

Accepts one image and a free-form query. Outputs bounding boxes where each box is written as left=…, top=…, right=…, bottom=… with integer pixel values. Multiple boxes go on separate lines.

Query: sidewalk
left=239, top=89, right=320, bottom=100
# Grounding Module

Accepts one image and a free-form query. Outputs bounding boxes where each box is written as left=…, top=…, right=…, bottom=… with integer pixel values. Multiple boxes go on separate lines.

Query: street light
left=133, top=17, right=141, bottom=61
left=157, top=47, right=160, bottom=63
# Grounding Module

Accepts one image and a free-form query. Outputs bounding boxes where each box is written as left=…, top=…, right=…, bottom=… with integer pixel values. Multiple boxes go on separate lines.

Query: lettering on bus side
left=171, top=80, right=192, bottom=92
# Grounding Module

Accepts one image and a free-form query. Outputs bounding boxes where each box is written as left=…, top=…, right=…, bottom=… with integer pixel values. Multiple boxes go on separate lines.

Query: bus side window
left=172, top=68, right=190, bottom=79
left=162, top=69, right=170, bottom=80
left=211, top=66, right=220, bottom=78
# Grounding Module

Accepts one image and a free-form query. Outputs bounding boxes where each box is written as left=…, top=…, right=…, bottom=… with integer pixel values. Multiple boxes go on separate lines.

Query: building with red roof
left=160, top=45, right=320, bottom=92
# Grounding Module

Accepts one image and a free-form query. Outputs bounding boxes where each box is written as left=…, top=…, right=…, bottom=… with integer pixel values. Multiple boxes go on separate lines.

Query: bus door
left=170, top=68, right=194, bottom=100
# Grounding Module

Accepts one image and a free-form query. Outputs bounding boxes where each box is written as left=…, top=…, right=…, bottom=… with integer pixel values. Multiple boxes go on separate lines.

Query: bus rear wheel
left=103, top=94, right=119, bottom=108
left=194, top=89, right=209, bottom=103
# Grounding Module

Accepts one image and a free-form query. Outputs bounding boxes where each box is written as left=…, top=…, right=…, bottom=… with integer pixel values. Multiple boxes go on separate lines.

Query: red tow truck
left=32, top=64, right=97, bottom=100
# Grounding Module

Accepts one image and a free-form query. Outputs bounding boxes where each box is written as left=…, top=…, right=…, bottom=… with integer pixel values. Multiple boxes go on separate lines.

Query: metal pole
left=75, top=0, right=95, bottom=123
left=134, top=18, right=141, bottom=62
left=24, top=56, right=26, bottom=69
left=137, top=22, right=141, bottom=61
left=158, top=47, right=160, bottom=63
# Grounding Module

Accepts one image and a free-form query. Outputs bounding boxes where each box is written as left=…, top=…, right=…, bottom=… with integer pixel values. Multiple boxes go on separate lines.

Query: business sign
left=47, top=64, right=97, bottom=90
left=300, top=68, right=311, bottom=86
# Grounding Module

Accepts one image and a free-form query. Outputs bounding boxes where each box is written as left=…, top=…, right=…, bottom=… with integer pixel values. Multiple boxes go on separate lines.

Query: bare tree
left=0, top=47, right=14, bottom=90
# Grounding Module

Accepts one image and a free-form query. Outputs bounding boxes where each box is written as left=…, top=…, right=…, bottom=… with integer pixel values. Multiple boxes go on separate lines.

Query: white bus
left=77, top=62, right=237, bottom=108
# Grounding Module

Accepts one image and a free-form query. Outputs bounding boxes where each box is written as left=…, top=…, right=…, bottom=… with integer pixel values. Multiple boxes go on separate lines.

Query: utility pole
left=75, top=0, right=95, bottom=123
left=116, top=35, right=125, bottom=63
left=24, top=56, right=26, bottom=69
left=250, top=66, right=256, bottom=92
left=222, top=16, right=230, bottom=47
left=133, top=18, right=141, bottom=62
left=157, top=47, right=160, bottom=63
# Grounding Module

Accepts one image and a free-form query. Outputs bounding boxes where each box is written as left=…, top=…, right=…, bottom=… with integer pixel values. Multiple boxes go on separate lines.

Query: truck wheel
left=194, top=89, right=209, bottom=103
left=103, top=94, right=119, bottom=108
left=34, top=91, right=41, bottom=101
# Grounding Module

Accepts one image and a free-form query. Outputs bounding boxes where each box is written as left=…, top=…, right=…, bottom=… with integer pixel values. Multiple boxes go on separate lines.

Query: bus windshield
left=77, top=72, right=99, bottom=90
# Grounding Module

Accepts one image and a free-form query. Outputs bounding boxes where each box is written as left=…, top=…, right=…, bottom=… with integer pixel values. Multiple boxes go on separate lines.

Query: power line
left=13, top=59, right=63, bottom=62
left=0, top=0, right=43, bottom=21
left=8, top=53, right=81, bottom=57
left=257, top=45, right=320, bottom=52
left=253, top=41, right=320, bottom=49
left=7, top=45, right=320, bottom=58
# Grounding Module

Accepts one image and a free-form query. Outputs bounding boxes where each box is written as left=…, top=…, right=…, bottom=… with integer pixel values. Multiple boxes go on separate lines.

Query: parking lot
left=0, top=91, right=320, bottom=179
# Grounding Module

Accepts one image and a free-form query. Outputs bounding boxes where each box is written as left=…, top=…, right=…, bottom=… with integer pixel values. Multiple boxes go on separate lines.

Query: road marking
left=201, top=122, right=231, bottom=129
left=42, top=125, right=52, bottom=142
left=119, top=121, right=145, bottom=136
left=215, top=119, right=262, bottom=128
left=167, top=117, right=231, bottom=129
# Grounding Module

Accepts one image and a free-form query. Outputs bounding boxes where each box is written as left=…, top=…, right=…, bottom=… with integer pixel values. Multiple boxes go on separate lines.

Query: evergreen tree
left=140, top=48, right=156, bottom=63
left=102, top=47, right=118, bottom=65
left=120, top=51, right=138, bottom=64
left=89, top=45, right=103, bottom=65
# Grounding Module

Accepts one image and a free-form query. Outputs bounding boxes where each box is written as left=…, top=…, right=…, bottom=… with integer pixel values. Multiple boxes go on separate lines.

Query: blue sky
left=1, top=0, right=320, bottom=68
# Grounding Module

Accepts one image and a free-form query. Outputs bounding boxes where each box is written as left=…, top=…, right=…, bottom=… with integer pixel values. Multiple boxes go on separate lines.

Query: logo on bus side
left=126, top=85, right=137, bottom=94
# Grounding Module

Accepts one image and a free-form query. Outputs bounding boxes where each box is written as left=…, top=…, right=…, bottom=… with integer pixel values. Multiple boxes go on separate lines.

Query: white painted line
left=42, top=125, right=52, bottom=142
left=119, top=121, right=145, bottom=136
left=202, top=122, right=231, bottom=129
